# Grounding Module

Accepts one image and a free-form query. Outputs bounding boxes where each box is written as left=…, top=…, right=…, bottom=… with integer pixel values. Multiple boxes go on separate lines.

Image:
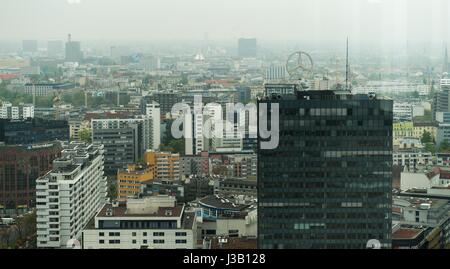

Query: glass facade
left=258, top=90, right=393, bottom=249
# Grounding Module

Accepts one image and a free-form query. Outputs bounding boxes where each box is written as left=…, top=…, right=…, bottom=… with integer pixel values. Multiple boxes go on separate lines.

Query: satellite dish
left=286, top=51, right=314, bottom=79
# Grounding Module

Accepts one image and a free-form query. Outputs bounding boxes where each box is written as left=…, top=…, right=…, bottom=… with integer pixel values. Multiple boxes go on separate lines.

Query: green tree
left=108, top=183, right=118, bottom=200
left=425, top=143, right=436, bottom=154
left=439, top=139, right=450, bottom=153
left=421, top=131, right=433, bottom=144
left=159, top=139, right=185, bottom=155
left=78, top=129, right=92, bottom=143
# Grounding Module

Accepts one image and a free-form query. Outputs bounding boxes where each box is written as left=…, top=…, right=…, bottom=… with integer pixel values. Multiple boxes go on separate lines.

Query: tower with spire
left=345, top=37, right=351, bottom=91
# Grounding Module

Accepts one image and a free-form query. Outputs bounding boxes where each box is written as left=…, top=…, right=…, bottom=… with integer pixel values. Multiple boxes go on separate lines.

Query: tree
left=425, top=143, right=436, bottom=154
left=421, top=131, right=433, bottom=144
left=159, top=138, right=185, bottom=155
left=78, top=129, right=92, bottom=143
left=439, top=139, right=450, bottom=153
left=13, top=211, right=36, bottom=245
left=108, top=183, right=118, bottom=200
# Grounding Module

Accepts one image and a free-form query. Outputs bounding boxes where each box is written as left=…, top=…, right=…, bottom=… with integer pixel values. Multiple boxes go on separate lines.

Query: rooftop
left=209, top=237, right=257, bottom=249
left=394, top=195, right=448, bottom=210
left=426, top=167, right=450, bottom=180
left=199, top=195, right=251, bottom=211
left=96, top=203, right=183, bottom=218
left=392, top=228, right=423, bottom=240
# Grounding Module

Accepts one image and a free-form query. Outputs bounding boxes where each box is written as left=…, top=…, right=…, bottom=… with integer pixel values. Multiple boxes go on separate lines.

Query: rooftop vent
left=106, top=208, right=113, bottom=216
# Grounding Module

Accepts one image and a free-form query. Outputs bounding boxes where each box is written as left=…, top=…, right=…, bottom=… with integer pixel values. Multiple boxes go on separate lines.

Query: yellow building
left=393, top=121, right=413, bottom=145
left=69, top=119, right=90, bottom=140
left=412, top=121, right=437, bottom=141
left=144, top=150, right=180, bottom=180
left=117, top=164, right=156, bottom=200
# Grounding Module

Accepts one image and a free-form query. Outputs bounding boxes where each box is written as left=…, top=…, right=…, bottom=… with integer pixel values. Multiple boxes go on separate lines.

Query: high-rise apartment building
left=258, top=89, right=393, bottom=249
left=36, top=142, right=107, bottom=248
left=142, top=101, right=161, bottom=150
left=65, top=34, right=83, bottom=62
left=432, top=79, right=450, bottom=120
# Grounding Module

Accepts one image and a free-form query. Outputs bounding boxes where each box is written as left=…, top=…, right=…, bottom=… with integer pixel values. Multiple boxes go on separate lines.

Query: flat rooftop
left=96, top=203, right=183, bottom=218
left=210, top=237, right=257, bottom=249
left=199, top=195, right=249, bottom=211
left=392, top=228, right=423, bottom=240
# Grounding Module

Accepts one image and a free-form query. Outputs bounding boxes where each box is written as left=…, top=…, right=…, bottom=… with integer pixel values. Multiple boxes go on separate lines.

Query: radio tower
left=345, top=37, right=350, bottom=91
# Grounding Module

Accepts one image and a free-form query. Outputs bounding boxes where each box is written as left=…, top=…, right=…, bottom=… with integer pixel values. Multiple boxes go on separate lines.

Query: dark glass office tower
left=258, top=90, right=393, bottom=249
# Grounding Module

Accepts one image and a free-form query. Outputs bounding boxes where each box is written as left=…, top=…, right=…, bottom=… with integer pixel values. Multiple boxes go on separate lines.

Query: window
left=132, top=240, right=137, bottom=244
left=153, top=239, right=164, bottom=244
left=109, top=240, right=120, bottom=244
left=99, top=232, right=104, bottom=237
left=175, top=232, right=187, bottom=236
left=153, top=232, right=164, bottom=236
left=176, top=239, right=187, bottom=244
left=99, top=240, right=104, bottom=244
left=132, top=232, right=136, bottom=236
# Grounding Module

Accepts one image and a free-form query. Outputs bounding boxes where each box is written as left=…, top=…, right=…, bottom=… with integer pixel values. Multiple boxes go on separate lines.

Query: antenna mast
left=345, top=37, right=350, bottom=91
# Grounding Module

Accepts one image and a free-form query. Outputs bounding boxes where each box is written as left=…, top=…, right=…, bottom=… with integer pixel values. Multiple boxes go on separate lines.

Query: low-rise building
left=145, top=150, right=180, bottom=181
left=393, top=121, right=413, bottom=145
left=216, top=178, right=257, bottom=197
left=196, top=194, right=257, bottom=239
left=392, top=223, right=430, bottom=249
left=413, top=121, right=438, bottom=141
left=393, top=150, right=433, bottom=168
left=117, top=164, right=156, bottom=201
left=82, top=195, right=198, bottom=249
left=393, top=196, right=450, bottom=249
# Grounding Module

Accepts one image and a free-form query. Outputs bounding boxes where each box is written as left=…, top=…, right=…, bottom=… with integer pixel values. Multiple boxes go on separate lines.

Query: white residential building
left=36, top=142, right=107, bottom=248
left=394, top=102, right=413, bottom=121
left=143, top=102, right=161, bottom=150
left=393, top=151, right=433, bottom=167
left=82, top=196, right=198, bottom=249
left=0, top=102, right=34, bottom=119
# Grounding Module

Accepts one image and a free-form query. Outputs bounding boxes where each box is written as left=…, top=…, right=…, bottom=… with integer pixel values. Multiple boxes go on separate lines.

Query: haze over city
left=1, top=0, right=450, bottom=47
left=2, top=0, right=450, bottom=254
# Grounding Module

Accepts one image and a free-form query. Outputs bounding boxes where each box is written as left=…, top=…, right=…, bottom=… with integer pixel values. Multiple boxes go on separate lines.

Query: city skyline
left=1, top=0, right=450, bottom=47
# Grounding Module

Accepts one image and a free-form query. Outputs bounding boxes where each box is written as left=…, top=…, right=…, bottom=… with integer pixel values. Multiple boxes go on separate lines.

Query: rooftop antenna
left=345, top=37, right=350, bottom=91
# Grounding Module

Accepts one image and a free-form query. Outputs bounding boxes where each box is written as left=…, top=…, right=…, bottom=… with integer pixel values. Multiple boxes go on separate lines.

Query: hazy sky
left=1, top=0, right=450, bottom=46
